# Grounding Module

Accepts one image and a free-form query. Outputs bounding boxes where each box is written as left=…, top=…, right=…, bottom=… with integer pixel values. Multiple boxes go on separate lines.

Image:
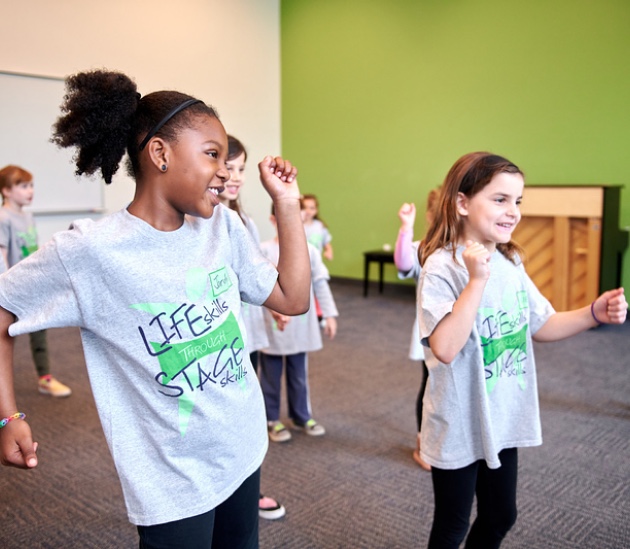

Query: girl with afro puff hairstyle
left=0, top=69, right=310, bottom=548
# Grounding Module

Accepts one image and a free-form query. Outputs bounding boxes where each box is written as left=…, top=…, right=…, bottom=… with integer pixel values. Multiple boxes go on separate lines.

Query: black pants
left=137, top=468, right=260, bottom=549
left=250, top=351, right=259, bottom=374
left=428, top=448, right=518, bottom=549
left=416, top=360, right=429, bottom=431
left=30, top=329, right=50, bottom=377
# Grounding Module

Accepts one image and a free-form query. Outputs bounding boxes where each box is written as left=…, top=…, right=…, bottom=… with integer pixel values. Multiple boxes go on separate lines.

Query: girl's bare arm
left=0, top=306, right=38, bottom=469
left=258, top=156, right=311, bottom=315
left=534, top=288, right=627, bottom=342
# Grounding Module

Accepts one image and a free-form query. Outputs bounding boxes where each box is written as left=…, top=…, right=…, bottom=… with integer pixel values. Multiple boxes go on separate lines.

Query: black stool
left=363, top=250, right=395, bottom=297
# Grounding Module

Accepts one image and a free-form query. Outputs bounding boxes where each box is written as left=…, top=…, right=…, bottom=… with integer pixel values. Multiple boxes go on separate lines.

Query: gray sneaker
left=268, top=421, right=292, bottom=442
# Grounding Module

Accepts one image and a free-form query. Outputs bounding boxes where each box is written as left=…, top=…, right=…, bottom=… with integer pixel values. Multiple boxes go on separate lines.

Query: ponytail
left=52, top=69, right=218, bottom=184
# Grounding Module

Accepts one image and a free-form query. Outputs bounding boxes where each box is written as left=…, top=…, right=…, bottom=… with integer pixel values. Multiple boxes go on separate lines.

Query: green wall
left=281, top=0, right=630, bottom=289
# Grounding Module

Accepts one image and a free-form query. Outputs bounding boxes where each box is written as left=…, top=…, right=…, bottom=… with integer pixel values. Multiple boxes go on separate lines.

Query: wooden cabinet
left=512, top=186, right=627, bottom=311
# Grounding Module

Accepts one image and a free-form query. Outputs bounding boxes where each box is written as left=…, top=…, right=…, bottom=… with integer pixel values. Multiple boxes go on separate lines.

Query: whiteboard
left=0, top=71, right=104, bottom=214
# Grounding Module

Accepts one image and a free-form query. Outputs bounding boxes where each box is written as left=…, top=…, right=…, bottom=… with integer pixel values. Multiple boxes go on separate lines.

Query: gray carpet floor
left=0, top=278, right=628, bottom=548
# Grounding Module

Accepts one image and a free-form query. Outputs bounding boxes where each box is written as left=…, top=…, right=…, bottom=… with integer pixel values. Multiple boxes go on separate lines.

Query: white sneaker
left=259, top=495, right=286, bottom=520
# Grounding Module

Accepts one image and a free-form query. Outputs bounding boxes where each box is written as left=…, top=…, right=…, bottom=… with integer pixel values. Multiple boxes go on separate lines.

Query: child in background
left=220, top=134, right=286, bottom=521
left=301, top=193, right=333, bottom=261
left=302, top=193, right=332, bottom=321
left=220, top=136, right=271, bottom=372
left=394, top=188, right=439, bottom=471
left=417, top=152, right=627, bottom=548
left=0, top=165, right=72, bottom=398
left=260, top=204, right=338, bottom=442
left=0, top=69, right=310, bottom=548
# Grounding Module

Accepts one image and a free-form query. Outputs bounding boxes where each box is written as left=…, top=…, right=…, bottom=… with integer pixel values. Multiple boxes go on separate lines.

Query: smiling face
left=221, top=152, right=246, bottom=204
left=456, top=171, right=524, bottom=252
left=164, top=114, right=230, bottom=219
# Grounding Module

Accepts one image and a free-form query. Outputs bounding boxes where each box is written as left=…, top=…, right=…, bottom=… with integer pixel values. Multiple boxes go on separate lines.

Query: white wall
left=0, top=0, right=280, bottom=241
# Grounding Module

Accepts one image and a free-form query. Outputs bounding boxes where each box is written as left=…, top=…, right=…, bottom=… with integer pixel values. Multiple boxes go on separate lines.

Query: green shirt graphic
left=132, top=266, right=247, bottom=436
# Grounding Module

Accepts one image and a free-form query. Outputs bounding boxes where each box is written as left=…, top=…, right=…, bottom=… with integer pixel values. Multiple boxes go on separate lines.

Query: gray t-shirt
left=239, top=215, right=269, bottom=353
left=0, top=205, right=277, bottom=526
left=418, top=246, right=554, bottom=469
left=0, top=208, right=39, bottom=268
left=304, top=219, right=331, bottom=255
left=260, top=240, right=338, bottom=355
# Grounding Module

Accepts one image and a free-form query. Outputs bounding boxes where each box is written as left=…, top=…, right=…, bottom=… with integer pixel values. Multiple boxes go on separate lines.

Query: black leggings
left=30, top=330, right=50, bottom=377
left=428, top=448, right=518, bottom=549
left=137, top=468, right=260, bottom=549
left=250, top=351, right=259, bottom=374
left=416, top=361, right=429, bottom=431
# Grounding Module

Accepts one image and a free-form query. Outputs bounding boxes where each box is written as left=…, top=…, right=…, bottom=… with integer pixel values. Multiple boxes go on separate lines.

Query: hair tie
left=138, top=99, right=203, bottom=151
left=590, top=301, right=603, bottom=325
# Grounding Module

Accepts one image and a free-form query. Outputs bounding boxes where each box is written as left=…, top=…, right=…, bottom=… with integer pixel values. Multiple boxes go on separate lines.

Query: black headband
left=138, top=99, right=204, bottom=151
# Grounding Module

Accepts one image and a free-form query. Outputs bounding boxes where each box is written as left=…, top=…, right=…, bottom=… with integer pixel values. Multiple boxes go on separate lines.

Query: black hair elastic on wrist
left=138, top=99, right=203, bottom=151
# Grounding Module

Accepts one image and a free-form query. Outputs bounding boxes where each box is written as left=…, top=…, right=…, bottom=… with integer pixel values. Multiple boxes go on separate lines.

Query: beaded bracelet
left=0, top=412, right=26, bottom=429
left=590, top=301, right=603, bottom=325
